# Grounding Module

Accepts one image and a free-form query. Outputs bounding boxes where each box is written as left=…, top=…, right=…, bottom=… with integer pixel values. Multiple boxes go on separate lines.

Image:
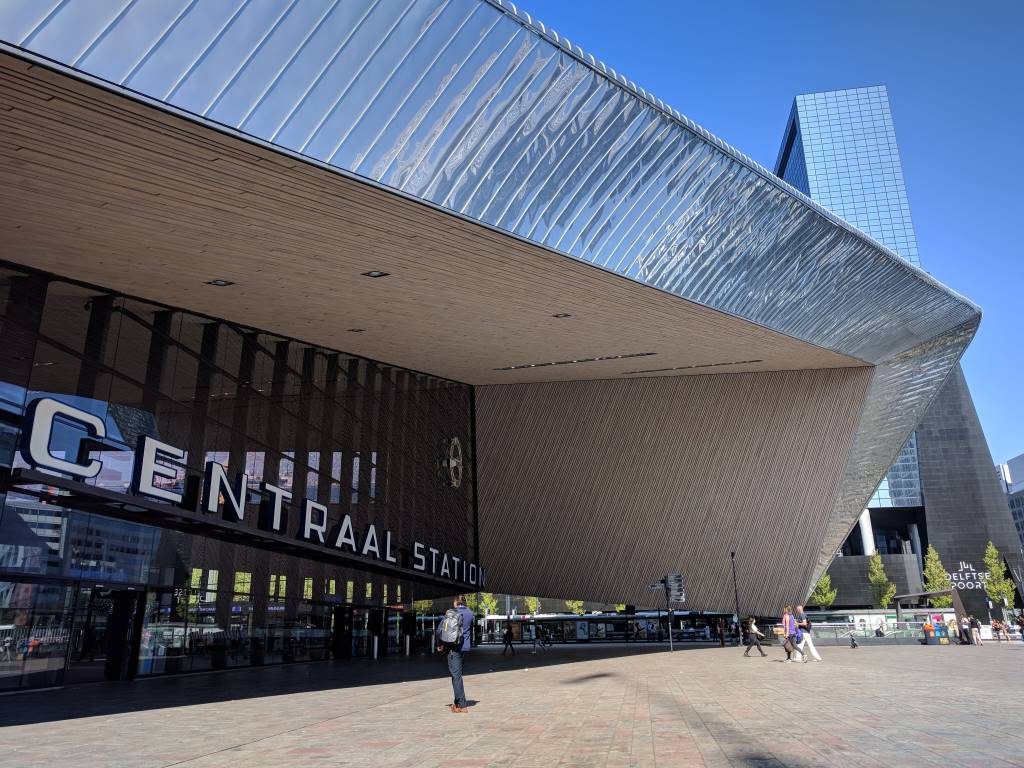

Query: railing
left=770, top=622, right=943, bottom=646
left=0, top=625, right=72, bottom=660
left=478, top=627, right=729, bottom=645
left=473, top=621, right=1024, bottom=648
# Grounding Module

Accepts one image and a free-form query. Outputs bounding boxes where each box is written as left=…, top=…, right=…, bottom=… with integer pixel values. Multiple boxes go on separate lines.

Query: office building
left=998, top=453, right=1024, bottom=556
left=776, top=87, right=1022, bottom=615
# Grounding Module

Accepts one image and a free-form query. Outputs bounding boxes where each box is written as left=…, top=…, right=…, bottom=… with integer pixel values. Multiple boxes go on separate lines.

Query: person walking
left=743, top=617, right=767, bottom=658
left=1016, top=613, right=1024, bottom=642
left=436, top=596, right=475, bottom=713
left=794, top=604, right=822, bottom=662
left=530, top=624, right=547, bottom=654
left=959, top=615, right=971, bottom=645
left=992, top=619, right=1006, bottom=643
left=538, top=624, right=552, bottom=648
left=500, top=625, right=515, bottom=656
left=969, top=615, right=983, bottom=646
left=781, top=606, right=804, bottom=663
left=716, top=618, right=726, bottom=647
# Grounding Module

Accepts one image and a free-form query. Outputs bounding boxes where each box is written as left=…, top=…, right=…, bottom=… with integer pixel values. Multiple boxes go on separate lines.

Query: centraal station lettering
left=19, top=397, right=484, bottom=588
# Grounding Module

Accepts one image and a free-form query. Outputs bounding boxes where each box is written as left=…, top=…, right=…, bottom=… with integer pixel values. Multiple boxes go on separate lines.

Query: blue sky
left=523, top=0, right=1023, bottom=464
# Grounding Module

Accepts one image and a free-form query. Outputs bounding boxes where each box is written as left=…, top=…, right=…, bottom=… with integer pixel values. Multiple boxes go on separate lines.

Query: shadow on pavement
left=560, top=671, right=617, bottom=684
left=0, top=643, right=715, bottom=727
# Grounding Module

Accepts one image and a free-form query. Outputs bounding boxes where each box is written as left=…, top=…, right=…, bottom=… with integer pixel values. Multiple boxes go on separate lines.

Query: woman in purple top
left=781, top=606, right=804, bottom=663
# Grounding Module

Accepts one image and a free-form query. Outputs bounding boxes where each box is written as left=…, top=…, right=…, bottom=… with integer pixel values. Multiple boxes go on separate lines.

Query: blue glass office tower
left=777, top=87, right=1022, bottom=614
left=777, top=86, right=920, bottom=267
left=778, top=87, right=922, bottom=508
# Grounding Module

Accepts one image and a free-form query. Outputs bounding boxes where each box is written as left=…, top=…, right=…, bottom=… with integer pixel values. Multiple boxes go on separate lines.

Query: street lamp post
left=730, top=551, right=741, bottom=634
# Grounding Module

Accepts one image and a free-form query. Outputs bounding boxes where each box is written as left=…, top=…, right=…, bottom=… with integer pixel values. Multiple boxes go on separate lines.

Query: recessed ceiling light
left=205, top=279, right=234, bottom=287
left=552, top=313, right=572, bottom=318
left=361, top=270, right=390, bottom=278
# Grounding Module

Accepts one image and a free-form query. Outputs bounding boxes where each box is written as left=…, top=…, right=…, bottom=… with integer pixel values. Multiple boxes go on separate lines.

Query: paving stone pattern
left=2, top=643, right=1024, bottom=767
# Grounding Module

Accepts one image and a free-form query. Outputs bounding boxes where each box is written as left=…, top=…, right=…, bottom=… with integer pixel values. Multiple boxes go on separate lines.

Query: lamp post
left=730, top=551, right=741, bottom=631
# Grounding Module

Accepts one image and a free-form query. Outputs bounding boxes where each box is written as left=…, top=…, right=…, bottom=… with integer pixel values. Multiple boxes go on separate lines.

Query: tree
left=478, top=592, right=499, bottom=616
left=462, top=593, right=480, bottom=613
left=921, top=545, right=953, bottom=608
left=867, top=552, right=896, bottom=608
left=614, top=603, right=627, bottom=613
left=564, top=599, right=585, bottom=615
left=523, top=596, right=541, bottom=615
left=808, top=573, right=837, bottom=609
left=412, top=598, right=434, bottom=613
left=983, top=541, right=1017, bottom=609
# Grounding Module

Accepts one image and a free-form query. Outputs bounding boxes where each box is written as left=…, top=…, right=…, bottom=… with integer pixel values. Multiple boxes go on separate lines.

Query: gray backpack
left=439, top=608, right=464, bottom=646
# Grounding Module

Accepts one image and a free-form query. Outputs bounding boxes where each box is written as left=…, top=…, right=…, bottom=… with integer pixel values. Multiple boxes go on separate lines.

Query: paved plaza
left=2, top=642, right=1023, bottom=767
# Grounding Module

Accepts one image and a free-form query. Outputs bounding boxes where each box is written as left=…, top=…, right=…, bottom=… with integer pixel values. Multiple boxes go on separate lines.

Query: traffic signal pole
left=652, top=573, right=684, bottom=652
left=664, top=579, right=674, bottom=652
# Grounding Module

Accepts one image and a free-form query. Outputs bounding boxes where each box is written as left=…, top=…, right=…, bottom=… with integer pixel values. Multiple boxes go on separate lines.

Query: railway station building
left=0, top=0, right=1001, bottom=690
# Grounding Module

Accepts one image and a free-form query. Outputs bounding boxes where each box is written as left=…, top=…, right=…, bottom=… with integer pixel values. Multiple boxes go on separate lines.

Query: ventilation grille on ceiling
left=621, top=359, right=764, bottom=375
left=494, top=352, right=656, bottom=372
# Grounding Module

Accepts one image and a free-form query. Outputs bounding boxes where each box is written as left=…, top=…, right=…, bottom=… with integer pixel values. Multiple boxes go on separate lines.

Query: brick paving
left=2, top=642, right=1024, bottom=767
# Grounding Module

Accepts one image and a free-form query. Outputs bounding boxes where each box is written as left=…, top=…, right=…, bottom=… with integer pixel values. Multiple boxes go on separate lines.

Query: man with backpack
left=436, top=595, right=475, bottom=713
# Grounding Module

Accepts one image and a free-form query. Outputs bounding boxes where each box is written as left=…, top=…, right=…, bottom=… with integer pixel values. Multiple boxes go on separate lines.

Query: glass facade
left=777, top=85, right=920, bottom=266
left=0, top=264, right=475, bottom=690
left=867, top=434, right=922, bottom=509
left=777, top=86, right=923, bottom=508
left=1009, top=491, right=1024, bottom=549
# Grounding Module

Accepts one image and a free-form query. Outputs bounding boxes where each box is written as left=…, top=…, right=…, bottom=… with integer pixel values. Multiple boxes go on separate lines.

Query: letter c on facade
left=20, top=397, right=106, bottom=478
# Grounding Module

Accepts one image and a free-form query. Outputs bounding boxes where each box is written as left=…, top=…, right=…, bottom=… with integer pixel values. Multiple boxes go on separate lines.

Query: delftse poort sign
left=17, top=397, right=484, bottom=589
left=946, top=561, right=989, bottom=591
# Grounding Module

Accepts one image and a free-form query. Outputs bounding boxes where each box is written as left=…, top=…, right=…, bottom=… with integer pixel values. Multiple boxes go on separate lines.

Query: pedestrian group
left=742, top=604, right=823, bottom=662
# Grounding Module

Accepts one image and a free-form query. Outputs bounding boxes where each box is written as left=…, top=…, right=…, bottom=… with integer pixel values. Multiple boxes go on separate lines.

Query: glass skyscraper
left=777, top=85, right=922, bottom=507
left=777, top=86, right=1022, bottom=616
left=776, top=86, right=920, bottom=266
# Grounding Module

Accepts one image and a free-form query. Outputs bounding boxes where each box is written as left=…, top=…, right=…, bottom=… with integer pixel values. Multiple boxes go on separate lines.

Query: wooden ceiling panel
left=0, top=54, right=864, bottom=385
left=477, top=367, right=873, bottom=612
